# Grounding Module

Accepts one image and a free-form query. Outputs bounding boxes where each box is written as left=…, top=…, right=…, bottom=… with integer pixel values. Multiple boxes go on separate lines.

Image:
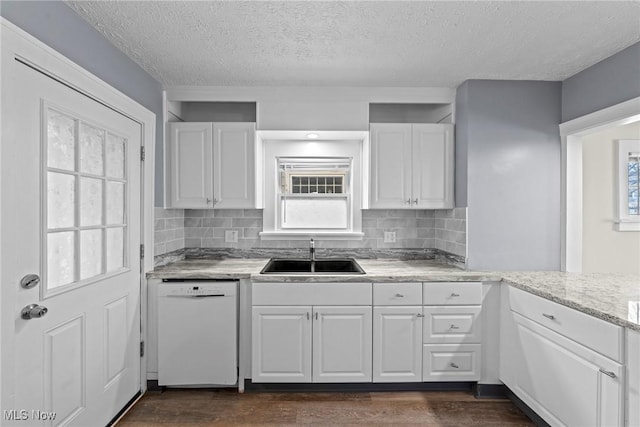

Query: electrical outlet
left=225, top=230, right=238, bottom=243
left=383, top=231, right=396, bottom=243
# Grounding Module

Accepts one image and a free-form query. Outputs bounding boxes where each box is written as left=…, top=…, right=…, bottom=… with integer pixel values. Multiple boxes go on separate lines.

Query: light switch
left=225, top=230, right=238, bottom=243
left=383, top=231, right=396, bottom=243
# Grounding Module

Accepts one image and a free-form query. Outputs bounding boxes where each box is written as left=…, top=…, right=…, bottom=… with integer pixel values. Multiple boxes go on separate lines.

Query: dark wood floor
left=116, top=389, right=534, bottom=426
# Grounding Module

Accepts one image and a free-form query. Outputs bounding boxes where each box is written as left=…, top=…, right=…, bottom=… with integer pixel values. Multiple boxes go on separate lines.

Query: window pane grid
left=289, top=175, right=344, bottom=194
left=45, top=108, right=128, bottom=290
left=629, top=155, right=639, bottom=215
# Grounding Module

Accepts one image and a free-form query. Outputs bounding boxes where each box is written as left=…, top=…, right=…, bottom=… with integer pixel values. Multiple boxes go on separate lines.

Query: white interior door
left=3, top=62, right=141, bottom=426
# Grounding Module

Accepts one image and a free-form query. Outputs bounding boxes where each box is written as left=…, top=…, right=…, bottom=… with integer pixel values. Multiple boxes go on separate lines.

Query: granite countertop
left=148, top=258, right=640, bottom=331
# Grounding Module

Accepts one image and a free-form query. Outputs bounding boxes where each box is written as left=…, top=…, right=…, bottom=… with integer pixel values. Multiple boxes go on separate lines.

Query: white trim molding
left=615, top=139, right=640, bottom=231
left=560, top=96, right=640, bottom=272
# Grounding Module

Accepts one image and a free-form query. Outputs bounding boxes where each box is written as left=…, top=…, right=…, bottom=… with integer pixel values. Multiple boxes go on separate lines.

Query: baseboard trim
left=244, top=380, right=475, bottom=392
left=473, top=383, right=508, bottom=399
left=506, top=388, right=551, bottom=427
left=146, top=380, right=162, bottom=392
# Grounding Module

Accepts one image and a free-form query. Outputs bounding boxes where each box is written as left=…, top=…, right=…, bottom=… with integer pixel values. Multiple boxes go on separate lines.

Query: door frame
left=558, top=96, right=640, bottom=272
left=0, top=17, right=156, bottom=411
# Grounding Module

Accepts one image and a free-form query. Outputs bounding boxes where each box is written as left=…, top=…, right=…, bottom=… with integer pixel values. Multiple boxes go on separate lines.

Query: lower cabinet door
left=373, top=306, right=423, bottom=382
left=252, top=306, right=312, bottom=383
left=313, top=306, right=373, bottom=382
left=422, top=344, right=481, bottom=381
left=511, top=312, right=623, bottom=427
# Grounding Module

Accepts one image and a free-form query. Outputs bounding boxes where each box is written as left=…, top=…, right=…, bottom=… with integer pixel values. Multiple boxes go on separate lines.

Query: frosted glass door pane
left=48, top=172, right=75, bottom=229
left=106, top=227, right=124, bottom=271
left=80, top=177, right=103, bottom=226
left=80, top=229, right=103, bottom=279
left=48, top=232, right=75, bottom=288
left=47, top=110, right=76, bottom=171
left=106, top=181, right=125, bottom=224
left=80, top=122, right=104, bottom=175
left=106, top=134, right=126, bottom=178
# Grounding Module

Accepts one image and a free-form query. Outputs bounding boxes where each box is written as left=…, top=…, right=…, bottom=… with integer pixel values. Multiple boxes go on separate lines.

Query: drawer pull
left=449, top=324, right=459, bottom=330
left=450, top=362, right=459, bottom=369
left=450, top=293, right=460, bottom=297
left=599, top=369, right=617, bottom=379
left=542, top=313, right=555, bottom=320
left=416, top=313, right=425, bottom=318
left=395, top=293, right=404, bottom=298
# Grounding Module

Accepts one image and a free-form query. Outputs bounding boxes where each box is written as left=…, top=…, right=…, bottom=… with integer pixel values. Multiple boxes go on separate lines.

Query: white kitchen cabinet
left=422, top=282, right=482, bottom=382
left=370, top=123, right=454, bottom=209
left=628, top=329, right=640, bottom=427
left=373, top=306, right=423, bottom=382
left=372, top=282, right=423, bottom=383
left=168, top=122, right=213, bottom=208
left=213, top=122, right=255, bottom=209
left=251, top=305, right=372, bottom=383
left=251, top=282, right=373, bottom=384
left=500, top=286, right=624, bottom=427
left=313, top=306, right=372, bottom=383
left=166, top=122, right=255, bottom=209
left=251, top=306, right=312, bottom=383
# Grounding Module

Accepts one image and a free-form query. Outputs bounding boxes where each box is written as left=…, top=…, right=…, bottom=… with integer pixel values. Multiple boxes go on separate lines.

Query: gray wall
left=0, top=1, right=165, bottom=206
left=454, top=82, right=470, bottom=207
left=456, top=80, right=562, bottom=271
left=562, top=42, right=640, bottom=122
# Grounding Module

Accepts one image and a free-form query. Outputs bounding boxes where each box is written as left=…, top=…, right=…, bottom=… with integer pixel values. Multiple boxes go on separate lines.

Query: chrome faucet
left=309, top=238, right=315, bottom=262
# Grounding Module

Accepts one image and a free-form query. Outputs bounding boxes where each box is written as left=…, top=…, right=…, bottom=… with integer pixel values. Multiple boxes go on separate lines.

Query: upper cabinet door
left=213, top=122, right=255, bottom=209
left=370, top=123, right=413, bottom=208
left=412, top=124, right=454, bottom=209
left=168, top=122, right=214, bottom=208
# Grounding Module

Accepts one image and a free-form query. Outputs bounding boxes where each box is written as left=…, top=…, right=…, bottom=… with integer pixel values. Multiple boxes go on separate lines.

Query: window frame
left=616, top=139, right=640, bottom=231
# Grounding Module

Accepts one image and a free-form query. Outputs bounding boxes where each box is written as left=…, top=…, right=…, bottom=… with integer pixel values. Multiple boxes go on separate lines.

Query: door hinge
left=140, top=341, right=145, bottom=357
left=140, top=146, right=145, bottom=161
left=140, top=244, right=145, bottom=258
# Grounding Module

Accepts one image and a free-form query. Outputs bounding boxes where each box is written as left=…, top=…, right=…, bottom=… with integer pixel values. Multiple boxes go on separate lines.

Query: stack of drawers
left=422, top=282, right=482, bottom=381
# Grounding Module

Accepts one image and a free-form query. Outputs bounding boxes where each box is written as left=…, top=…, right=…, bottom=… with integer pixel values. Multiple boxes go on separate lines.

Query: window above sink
left=257, top=131, right=369, bottom=240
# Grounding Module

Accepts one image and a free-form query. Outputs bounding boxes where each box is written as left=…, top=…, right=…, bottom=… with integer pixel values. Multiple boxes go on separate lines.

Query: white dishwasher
left=157, top=280, right=237, bottom=386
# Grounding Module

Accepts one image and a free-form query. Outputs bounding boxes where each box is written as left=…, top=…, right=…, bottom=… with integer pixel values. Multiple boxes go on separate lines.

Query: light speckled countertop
left=148, top=258, right=640, bottom=331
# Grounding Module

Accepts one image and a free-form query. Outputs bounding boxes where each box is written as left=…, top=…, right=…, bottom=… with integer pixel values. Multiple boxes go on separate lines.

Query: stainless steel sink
left=260, top=258, right=365, bottom=274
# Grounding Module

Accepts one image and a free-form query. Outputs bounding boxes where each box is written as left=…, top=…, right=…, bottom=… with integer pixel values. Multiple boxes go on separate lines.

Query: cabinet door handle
left=413, top=198, right=418, bottom=205
left=599, top=369, right=617, bottom=379
left=449, top=324, right=459, bottom=330
left=450, top=363, right=459, bottom=369
left=405, top=198, right=412, bottom=205
left=315, top=312, right=318, bottom=320
left=416, top=313, right=425, bottom=318
left=542, top=313, right=555, bottom=320
left=206, top=198, right=212, bottom=204
left=395, top=293, right=404, bottom=298
left=306, top=312, right=310, bottom=320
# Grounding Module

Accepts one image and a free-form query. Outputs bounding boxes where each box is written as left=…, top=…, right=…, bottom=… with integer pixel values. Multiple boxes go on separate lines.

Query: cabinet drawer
left=422, top=344, right=481, bottom=381
left=508, top=287, right=623, bottom=362
left=252, top=282, right=372, bottom=306
left=423, top=306, right=481, bottom=344
left=423, top=282, right=482, bottom=305
left=373, top=282, right=421, bottom=305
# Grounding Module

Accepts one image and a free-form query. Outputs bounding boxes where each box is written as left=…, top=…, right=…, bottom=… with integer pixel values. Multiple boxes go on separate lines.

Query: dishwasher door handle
left=163, top=294, right=227, bottom=298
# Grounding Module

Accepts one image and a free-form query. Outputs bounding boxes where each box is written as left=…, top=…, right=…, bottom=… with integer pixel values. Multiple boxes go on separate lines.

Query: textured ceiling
left=64, top=1, right=640, bottom=88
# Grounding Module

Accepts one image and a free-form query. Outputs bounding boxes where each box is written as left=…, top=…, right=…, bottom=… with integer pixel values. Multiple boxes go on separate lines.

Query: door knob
left=21, top=304, right=48, bottom=319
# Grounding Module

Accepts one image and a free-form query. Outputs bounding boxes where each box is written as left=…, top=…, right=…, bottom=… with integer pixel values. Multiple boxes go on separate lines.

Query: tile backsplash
left=154, top=207, right=466, bottom=258
left=154, top=208, right=185, bottom=256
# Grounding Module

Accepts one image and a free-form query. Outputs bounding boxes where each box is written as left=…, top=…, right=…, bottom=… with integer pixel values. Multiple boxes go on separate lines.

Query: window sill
left=615, top=219, right=640, bottom=232
left=259, top=231, right=364, bottom=241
